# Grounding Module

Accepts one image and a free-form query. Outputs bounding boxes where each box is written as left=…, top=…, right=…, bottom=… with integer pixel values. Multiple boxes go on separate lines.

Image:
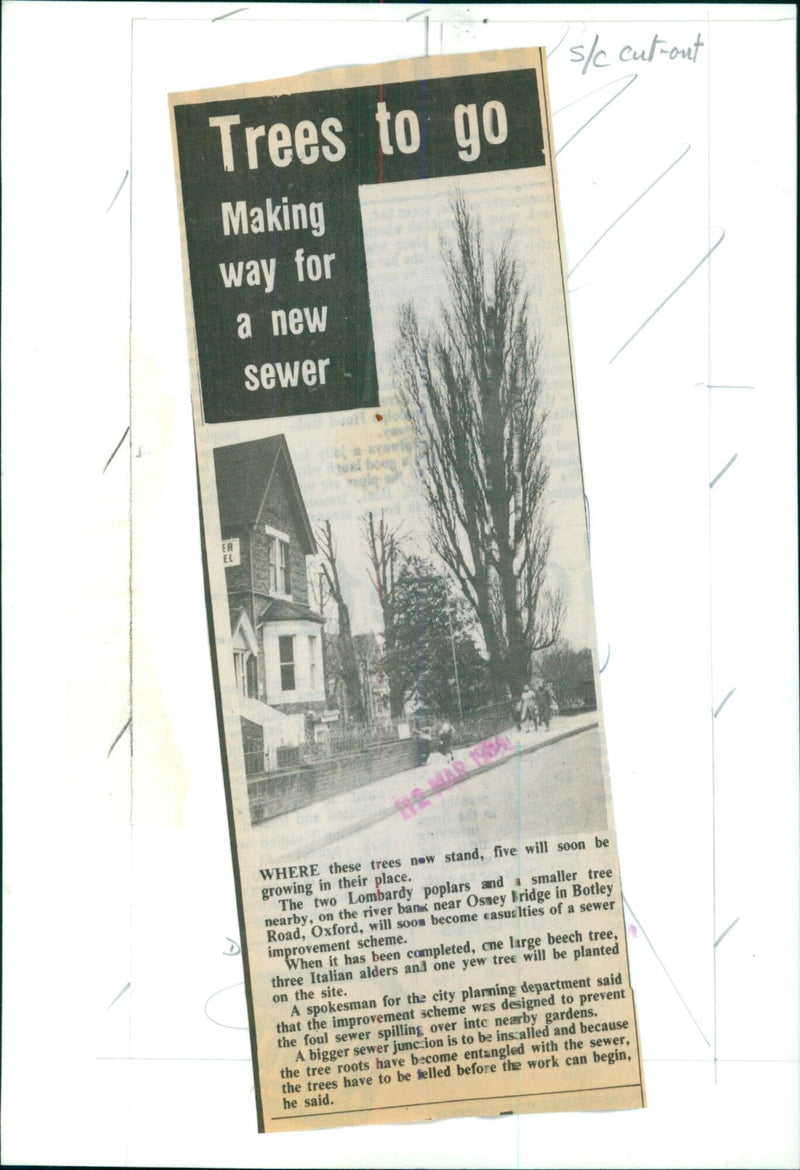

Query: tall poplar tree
left=395, top=195, right=564, bottom=696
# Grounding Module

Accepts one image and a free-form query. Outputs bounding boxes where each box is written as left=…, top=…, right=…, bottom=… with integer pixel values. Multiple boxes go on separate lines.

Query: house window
left=246, top=654, right=258, bottom=698
left=268, top=536, right=291, bottom=595
left=279, top=635, right=295, bottom=691
left=233, top=649, right=247, bottom=697
left=267, top=540, right=277, bottom=591
left=234, top=650, right=258, bottom=698
left=308, top=635, right=317, bottom=689
left=279, top=540, right=290, bottom=593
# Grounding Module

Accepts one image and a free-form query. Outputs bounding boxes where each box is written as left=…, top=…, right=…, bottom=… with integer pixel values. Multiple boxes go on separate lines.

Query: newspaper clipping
left=171, top=48, right=645, bottom=1132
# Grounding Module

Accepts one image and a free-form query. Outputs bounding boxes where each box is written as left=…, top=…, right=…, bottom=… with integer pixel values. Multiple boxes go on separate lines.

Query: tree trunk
left=336, top=603, right=366, bottom=724
left=317, top=518, right=366, bottom=725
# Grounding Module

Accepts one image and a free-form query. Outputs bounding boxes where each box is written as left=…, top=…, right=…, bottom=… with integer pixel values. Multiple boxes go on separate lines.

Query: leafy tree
left=537, top=641, right=596, bottom=710
left=389, top=556, right=491, bottom=720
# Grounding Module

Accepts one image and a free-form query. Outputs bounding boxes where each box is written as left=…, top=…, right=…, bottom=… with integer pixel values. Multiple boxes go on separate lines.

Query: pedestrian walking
left=536, top=681, right=552, bottom=731
left=416, top=726, right=434, bottom=766
left=438, top=719, right=454, bottom=762
left=520, top=683, right=537, bottom=732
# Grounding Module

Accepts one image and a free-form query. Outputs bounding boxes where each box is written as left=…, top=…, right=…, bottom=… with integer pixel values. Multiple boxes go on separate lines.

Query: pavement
left=267, top=710, right=599, bottom=861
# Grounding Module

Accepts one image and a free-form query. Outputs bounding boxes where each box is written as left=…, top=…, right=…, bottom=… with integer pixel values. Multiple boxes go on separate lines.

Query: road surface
left=267, top=715, right=607, bottom=864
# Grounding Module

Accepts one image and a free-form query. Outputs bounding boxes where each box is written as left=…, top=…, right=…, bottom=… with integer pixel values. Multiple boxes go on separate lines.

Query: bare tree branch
left=394, top=193, right=564, bottom=695
left=315, top=519, right=366, bottom=723
left=360, top=511, right=408, bottom=718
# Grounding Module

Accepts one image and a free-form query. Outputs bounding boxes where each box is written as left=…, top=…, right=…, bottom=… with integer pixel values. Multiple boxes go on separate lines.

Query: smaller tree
left=353, top=633, right=384, bottom=723
left=389, top=556, right=491, bottom=720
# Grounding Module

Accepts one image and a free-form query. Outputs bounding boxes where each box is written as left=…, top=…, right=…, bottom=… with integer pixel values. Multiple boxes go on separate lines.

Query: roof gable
left=231, top=607, right=260, bottom=655
left=213, top=435, right=317, bottom=554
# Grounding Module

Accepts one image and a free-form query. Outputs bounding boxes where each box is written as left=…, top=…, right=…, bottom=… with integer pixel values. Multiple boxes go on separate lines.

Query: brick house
left=213, top=435, right=327, bottom=773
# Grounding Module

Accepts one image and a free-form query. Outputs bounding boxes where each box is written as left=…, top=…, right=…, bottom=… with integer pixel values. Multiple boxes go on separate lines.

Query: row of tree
left=315, top=511, right=491, bottom=723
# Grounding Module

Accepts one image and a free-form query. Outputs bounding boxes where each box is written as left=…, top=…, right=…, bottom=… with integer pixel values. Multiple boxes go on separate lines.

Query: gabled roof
left=213, top=435, right=317, bottom=555
left=231, top=607, right=260, bottom=655
left=259, top=598, right=325, bottom=625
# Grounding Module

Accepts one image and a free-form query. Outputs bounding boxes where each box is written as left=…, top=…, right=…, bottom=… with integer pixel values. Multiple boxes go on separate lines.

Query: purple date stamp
left=394, top=734, right=513, bottom=820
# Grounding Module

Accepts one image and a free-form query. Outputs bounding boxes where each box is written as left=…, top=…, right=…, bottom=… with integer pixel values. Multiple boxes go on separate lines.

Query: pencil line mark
left=546, top=24, right=570, bottom=59
left=568, top=144, right=691, bottom=276
left=713, top=688, right=736, bottom=718
left=107, top=982, right=131, bottom=1011
left=714, top=917, right=740, bottom=948
left=623, top=895, right=711, bottom=1046
left=709, top=453, right=737, bottom=488
left=212, top=6, right=247, bottom=20
left=106, top=170, right=129, bottom=214
left=555, top=73, right=638, bottom=155
left=599, top=644, right=610, bottom=674
left=204, top=981, right=249, bottom=1030
left=406, top=8, right=430, bottom=55
left=553, top=72, right=632, bottom=117
left=107, top=716, right=132, bottom=758
left=706, top=384, right=754, bottom=390
left=610, top=228, right=725, bottom=363
left=103, top=426, right=130, bottom=473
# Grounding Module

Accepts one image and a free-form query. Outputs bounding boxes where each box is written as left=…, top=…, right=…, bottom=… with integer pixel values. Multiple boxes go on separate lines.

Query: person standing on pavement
left=520, top=683, right=537, bottom=732
left=536, top=681, right=552, bottom=731
left=438, top=719, right=454, bottom=762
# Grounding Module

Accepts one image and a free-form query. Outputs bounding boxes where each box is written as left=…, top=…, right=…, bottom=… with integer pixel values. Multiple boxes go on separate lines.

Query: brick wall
left=222, top=527, right=251, bottom=602
left=241, top=716, right=264, bottom=776
left=241, top=717, right=263, bottom=754
left=248, top=737, right=419, bottom=823
left=260, top=461, right=311, bottom=608
left=261, top=459, right=292, bottom=534
left=288, top=541, right=309, bottom=607
left=249, top=527, right=272, bottom=599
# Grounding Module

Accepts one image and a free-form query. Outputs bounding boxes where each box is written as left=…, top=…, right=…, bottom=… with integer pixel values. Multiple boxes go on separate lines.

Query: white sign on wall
left=221, top=538, right=240, bottom=567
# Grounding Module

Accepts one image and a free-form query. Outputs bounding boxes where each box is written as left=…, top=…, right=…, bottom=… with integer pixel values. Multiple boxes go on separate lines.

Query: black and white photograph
left=214, top=421, right=604, bottom=837
left=213, top=175, right=607, bottom=847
